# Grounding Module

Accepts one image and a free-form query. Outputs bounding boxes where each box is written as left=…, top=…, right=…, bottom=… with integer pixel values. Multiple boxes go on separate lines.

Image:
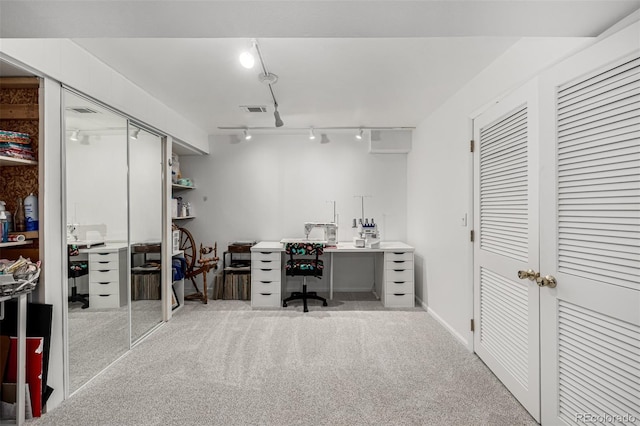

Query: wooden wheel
left=178, top=227, right=196, bottom=271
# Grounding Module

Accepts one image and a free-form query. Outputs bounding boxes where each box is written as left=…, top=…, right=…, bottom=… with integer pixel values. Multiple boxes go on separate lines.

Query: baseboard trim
left=426, top=306, right=469, bottom=349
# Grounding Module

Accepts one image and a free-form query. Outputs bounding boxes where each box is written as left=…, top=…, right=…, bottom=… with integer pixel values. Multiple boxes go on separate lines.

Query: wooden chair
left=176, top=226, right=218, bottom=304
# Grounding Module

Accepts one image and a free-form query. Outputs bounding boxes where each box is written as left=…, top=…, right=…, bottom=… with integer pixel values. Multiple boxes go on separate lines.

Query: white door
left=473, top=80, right=541, bottom=422
left=539, top=26, right=640, bottom=426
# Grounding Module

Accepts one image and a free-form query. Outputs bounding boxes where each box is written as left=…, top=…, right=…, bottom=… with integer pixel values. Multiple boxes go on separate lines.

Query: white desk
left=250, top=241, right=415, bottom=308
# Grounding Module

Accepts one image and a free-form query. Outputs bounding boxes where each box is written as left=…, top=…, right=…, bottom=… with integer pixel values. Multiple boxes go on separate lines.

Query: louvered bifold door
left=539, top=50, right=640, bottom=425
left=473, top=80, right=541, bottom=422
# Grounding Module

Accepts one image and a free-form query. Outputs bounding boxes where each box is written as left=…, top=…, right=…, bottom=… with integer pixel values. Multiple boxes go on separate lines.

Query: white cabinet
left=87, top=246, right=127, bottom=309
left=251, top=243, right=283, bottom=308
left=383, top=250, right=415, bottom=308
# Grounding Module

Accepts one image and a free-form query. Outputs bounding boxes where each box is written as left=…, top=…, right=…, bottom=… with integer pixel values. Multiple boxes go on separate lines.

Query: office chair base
left=69, top=285, right=90, bottom=309
left=283, top=285, right=328, bottom=312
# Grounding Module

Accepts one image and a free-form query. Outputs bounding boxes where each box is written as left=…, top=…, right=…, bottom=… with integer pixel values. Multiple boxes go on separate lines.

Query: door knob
left=536, top=275, right=557, bottom=288
left=517, top=269, right=539, bottom=281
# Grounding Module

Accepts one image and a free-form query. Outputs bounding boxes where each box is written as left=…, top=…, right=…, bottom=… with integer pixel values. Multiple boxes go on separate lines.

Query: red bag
left=5, top=337, right=43, bottom=417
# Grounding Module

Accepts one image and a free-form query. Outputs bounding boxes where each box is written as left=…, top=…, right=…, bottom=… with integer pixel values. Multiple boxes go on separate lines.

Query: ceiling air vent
left=239, top=105, right=268, bottom=113
left=66, top=106, right=99, bottom=114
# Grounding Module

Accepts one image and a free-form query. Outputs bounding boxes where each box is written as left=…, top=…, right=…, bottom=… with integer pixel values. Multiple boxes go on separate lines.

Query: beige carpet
left=33, top=294, right=537, bottom=425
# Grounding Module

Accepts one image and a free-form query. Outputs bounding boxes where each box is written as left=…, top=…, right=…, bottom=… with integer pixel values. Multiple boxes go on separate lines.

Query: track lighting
left=309, top=128, right=316, bottom=140
left=320, top=134, right=330, bottom=144
left=130, top=128, right=140, bottom=140
left=239, top=39, right=257, bottom=69
left=70, top=130, right=79, bottom=142
left=355, top=129, right=364, bottom=140
left=243, top=129, right=252, bottom=140
left=274, top=104, right=284, bottom=127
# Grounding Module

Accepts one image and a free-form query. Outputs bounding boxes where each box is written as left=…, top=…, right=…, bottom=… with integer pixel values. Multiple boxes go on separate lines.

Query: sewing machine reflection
left=303, top=222, right=338, bottom=246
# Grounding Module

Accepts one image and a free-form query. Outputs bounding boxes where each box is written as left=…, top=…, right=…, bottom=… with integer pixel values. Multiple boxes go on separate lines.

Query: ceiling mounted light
left=309, top=128, right=316, bottom=140
left=130, top=128, right=140, bottom=140
left=355, top=129, right=364, bottom=140
left=70, top=130, right=79, bottom=142
left=243, top=129, right=252, bottom=140
left=259, top=72, right=279, bottom=85
left=239, top=39, right=257, bottom=69
left=320, top=133, right=330, bottom=144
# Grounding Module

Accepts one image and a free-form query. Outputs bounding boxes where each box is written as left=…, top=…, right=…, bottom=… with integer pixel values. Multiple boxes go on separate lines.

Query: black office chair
left=283, top=242, right=328, bottom=313
left=68, top=244, right=89, bottom=309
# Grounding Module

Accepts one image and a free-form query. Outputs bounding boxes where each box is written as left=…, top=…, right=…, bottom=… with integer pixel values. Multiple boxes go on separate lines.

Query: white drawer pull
left=98, top=282, right=110, bottom=285
left=394, top=293, right=406, bottom=296
left=98, top=270, right=109, bottom=272
left=260, top=252, right=271, bottom=254
left=260, top=260, right=272, bottom=263
left=260, top=293, right=272, bottom=296
left=393, top=260, right=405, bottom=263
left=393, top=281, right=405, bottom=284
left=99, top=294, right=110, bottom=297
left=98, top=261, right=109, bottom=264
left=393, top=252, right=404, bottom=255
left=260, top=281, right=272, bottom=284
left=393, top=269, right=405, bottom=272
left=97, top=253, right=109, bottom=256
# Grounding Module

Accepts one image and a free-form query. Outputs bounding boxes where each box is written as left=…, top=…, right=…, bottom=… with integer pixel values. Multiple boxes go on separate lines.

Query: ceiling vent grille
left=239, top=105, right=268, bottom=113
left=66, top=106, right=99, bottom=114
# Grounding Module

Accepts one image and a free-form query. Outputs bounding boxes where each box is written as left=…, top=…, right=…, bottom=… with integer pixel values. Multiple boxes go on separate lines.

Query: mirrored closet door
left=128, top=123, right=164, bottom=343
left=63, top=90, right=165, bottom=395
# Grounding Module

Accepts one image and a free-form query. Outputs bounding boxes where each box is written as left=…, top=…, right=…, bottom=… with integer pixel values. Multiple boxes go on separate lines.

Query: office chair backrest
left=285, top=242, right=324, bottom=277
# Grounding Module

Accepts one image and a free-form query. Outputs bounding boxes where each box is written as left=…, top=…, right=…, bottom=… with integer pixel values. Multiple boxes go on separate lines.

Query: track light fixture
left=309, top=128, right=316, bottom=140
left=320, top=133, right=330, bottom=144
left=130, top=128, right=140, bottom=140
left=70, top=130, right=79, bottom=142
left=274, top=103, right=284, bottom=128
left=355, top=128, right=364, bottom=140
left=243, top=129, right=252, bottom=140
left=239, top=39, right=257, bottom=69
left=243, top=39, right=284, bottom=128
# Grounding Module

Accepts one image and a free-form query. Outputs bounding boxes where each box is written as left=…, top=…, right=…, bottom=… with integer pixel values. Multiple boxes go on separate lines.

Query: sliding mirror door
left=64, top=91, right=129, bottom=394
left=128, top=123, right=164, bottom=343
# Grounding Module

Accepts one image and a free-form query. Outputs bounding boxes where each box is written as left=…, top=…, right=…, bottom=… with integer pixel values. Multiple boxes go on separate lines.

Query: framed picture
left=171, top=284, right=180, bottom=310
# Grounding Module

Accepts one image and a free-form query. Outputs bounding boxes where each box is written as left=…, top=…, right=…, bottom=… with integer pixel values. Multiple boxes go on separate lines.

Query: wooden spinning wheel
left=175, top=226, right=218, bottom=304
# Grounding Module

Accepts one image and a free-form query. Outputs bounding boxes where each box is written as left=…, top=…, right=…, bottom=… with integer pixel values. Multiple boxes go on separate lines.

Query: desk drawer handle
left=260, top=252, right=272, bottom=254
left=393, top=261, right=405, bottom=264
left=260, top=293, right=272, bottom=296
left=260, top=281, right=272, bottom=284
left=393, top=293, right=406, bottom=296
left=260, top=269, right=273, bottom=271
left=393, top=269, right=405, bottom=272
left=98, top=282, right=110, bottom=285
left=96, top=253, right=110, bottom=256
left=393, top=281, right=405, bottom=284
left=393, top=252, right=404, bottom=255
left=99, top=294, right=111, bottom=297
left=98, top=270, right=110, bottom=272
left=260, top=260, right=272, bottom=264
left=98, top=261, right=110, bottom=264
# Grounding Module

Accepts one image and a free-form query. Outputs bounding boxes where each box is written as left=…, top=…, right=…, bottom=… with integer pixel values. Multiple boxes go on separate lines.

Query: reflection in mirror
left=129, top=124, right=164, bottom=343
left=64, top=90, right=129, bottom=394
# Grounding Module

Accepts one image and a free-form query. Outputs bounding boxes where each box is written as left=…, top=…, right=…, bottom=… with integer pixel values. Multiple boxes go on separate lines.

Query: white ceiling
left=1, top=1, right=638, bottom=135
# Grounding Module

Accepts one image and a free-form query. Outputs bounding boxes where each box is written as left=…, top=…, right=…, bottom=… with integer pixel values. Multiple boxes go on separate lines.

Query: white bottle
left=24, top=193, right=38, bottom=231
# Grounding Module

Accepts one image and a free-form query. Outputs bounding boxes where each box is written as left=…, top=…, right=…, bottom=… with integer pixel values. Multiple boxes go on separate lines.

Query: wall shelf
left=172, top=216, right=195, bottom=220
left=0, top=156, right=38, bottom=167
left=171, top=183, right=195, bottom=190
left=0, top=240, right=33, bottom=248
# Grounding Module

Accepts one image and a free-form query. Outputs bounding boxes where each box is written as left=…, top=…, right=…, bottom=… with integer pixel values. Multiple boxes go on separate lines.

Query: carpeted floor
left=34, top=294, right=537, bottom=425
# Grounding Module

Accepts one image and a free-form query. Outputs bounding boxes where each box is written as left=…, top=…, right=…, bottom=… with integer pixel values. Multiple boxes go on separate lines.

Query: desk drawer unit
left=251, top=250, right=282, bottom=308
left=88, top=249, right=127, bottom=309
left=383, top=250, right=415, bottom=308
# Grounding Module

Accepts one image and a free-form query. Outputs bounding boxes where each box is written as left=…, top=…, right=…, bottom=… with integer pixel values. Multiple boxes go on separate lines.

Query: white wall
left=179, top=133, right=407, bottom=293
left=0, top=39, right=208, bottom=153
left=407, top=37, right=592, bottom=349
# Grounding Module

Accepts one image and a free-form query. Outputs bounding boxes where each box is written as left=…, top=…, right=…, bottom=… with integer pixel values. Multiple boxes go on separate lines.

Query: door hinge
left=470, top=319, right=475, bottom=332
left=470, top=230, right=475, bottom=242
left=470, top=139, right=475, bottom=153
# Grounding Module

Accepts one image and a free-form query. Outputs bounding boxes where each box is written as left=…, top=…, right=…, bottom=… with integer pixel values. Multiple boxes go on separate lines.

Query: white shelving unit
left=0, top=156, right=38, bottom=167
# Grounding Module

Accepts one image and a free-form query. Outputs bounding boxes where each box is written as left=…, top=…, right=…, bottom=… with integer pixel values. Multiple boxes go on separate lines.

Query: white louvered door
left=539, top=34, right=640, bottom=426
left=473, top=80, right=541, bottom=421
